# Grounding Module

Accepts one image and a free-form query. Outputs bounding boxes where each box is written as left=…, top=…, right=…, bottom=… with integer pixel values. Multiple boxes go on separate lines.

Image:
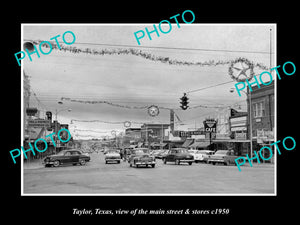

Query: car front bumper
left=208, top=159, right=225, bottom=163
left=135, top=161, right=156, bottom=165
left=106, top=158, right=121, bottom=162
left=178, top=159, right=194, bottom=163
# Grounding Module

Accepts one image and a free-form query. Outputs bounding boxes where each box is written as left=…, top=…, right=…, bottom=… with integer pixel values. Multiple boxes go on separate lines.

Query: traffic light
left=46, top=111, right=52, bottom=121
left=180, top=93, right=189, bottom=110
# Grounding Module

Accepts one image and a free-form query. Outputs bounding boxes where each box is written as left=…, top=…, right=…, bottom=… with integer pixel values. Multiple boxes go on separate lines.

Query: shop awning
left=189, top=141, right=210, bottom=148
left=137, top=142, right=143, bottom=147
left=213, top=139, right=250, bottom=143
left=150, top=143, right=167, bottom=147
left=182, top=139, right=194, bottom=148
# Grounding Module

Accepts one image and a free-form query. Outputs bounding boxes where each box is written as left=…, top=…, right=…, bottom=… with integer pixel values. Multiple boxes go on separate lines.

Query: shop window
left=253, top=101, right=265, bottom=118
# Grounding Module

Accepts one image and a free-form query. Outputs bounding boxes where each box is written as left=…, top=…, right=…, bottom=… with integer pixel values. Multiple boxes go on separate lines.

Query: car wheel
left=188, top=162, right=192, bottom=165
left=151, top=164, right=155, bottom=168
left=129, top=163, right=132, bottom=167
left=175, top=159, right=180, bottom=165
left=53, top=160, right=60, bottom=167
left=212, top=162, right=216, bottom=165
left=79, top=159, right=86, bottom=166
left=163, top=158, right=167, bottom=164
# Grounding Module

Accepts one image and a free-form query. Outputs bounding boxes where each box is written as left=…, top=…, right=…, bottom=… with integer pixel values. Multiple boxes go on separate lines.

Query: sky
left=22, top=24, right=276, bottom=139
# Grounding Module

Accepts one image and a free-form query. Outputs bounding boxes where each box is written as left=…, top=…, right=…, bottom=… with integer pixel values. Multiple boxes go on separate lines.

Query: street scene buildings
left=22, top=24, right=276, bottom=195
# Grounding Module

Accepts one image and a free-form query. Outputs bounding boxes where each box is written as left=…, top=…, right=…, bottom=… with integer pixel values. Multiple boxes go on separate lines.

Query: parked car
left=163, top=148, right=194, bottom=165
left=128, top=148, right=156, bottom=168
left=151, top=149, right=167, bottom=159
left=105, top=149, right=121, bottom=164
left=188, top=150, right=203, bottom=163
left=207, top=150, right=238, bottom=165
left=156, top=150, right=169, bottom=159
left=195, top=150, right=215, bottom=163
left=43, top=149, right=90, bottom=167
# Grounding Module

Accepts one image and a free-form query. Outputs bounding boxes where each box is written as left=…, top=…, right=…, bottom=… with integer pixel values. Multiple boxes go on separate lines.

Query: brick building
left=249, top=81, right=275, bottom=162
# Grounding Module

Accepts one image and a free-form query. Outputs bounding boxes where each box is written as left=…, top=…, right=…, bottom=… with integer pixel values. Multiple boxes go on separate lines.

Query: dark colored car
left=163, top=148, right=194, bottom=165
left=43, top=149, right=91, bottom=167
left=207, top=150, right=238, bottom=165
left=128, top=148, right=156, bottom=168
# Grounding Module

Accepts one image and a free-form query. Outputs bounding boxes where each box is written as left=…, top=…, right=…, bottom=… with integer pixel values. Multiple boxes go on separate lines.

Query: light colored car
left=196, top=150, right=215, bottom=163
left=188, top=150, right=202, bottom=163
left=128, top=148, right=156, bottom=168
left=105, top=150, right=121, bottom=164
left=207, top=150, right=238, bottom=165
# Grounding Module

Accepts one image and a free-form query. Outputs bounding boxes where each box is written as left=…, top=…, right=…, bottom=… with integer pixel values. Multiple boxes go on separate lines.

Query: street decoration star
left=228, top=58, right=254, bottom=82
left=147, top=105, right=160, bottom=117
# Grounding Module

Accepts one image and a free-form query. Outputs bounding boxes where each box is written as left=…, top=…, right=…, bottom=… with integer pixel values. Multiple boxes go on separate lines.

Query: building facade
left=249, top=81, right=275, bottom=162
left=140, top=123, right=169, bottom=146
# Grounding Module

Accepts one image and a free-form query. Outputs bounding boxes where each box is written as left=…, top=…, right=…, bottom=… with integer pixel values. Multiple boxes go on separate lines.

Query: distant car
left=188, top=150, right=203, bottom=163
left=191, top=150, right=215, bottom=163
left=128, top=148, right=156, bottom=168
left=152, top=149, right=166, bottom=159
left=43, top=149, right=90, bottom=167
left=163, top=148, right=194, bottom=165
left=156, top=150, right=169, bottom=159
left=207, top=150, right=238, bottom=165
left=105, top=149, right=121, bottom=164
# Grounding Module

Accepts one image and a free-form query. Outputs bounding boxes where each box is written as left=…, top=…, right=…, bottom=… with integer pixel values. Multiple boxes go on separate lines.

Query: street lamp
left=230, top=87, right=253, bottom=159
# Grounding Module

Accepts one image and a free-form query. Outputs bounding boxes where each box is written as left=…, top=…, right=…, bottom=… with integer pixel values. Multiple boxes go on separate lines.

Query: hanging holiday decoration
left=74, top=129, right=108, bottom=133
left=124, top=121, right=131, bottom=128
left=62, top=97, right=223, bottom=110
left=228, top=58, right=258, bottom=82
left=26, top=39, right=268, bottom=70
left=71, top=119, right=144, bottom=125
left=147, top=105, right=160, bottom=117
left=61, top=97, right=148, bottom=109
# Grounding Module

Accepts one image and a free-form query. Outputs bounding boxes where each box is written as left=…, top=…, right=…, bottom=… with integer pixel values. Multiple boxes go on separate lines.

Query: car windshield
left=56, top=150, right=67, bottom=155
left=198, top=150, right=213, bottom=155
left=133, top=149, right=149, bottom=155
left=215, top=150, right=228, bottom=155
left=107, top=150, right=119, bottom=154
left=176, top=149, right=189, bottom=154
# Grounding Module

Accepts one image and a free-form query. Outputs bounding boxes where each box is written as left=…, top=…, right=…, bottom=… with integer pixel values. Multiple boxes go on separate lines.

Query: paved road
left=23, top=152, right=275, bottom=194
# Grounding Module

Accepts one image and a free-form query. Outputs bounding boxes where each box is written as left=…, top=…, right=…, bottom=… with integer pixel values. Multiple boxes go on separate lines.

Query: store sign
left=26, top=108, right=38, bottom=116
left=203, top=119, right=217, bottom=133
left=235, top=132, right=247, bottom=140
left=28, top=119, right=51, bottom=128
left=257, top=129, right=274, bottom=143
left=174, top=130, right=205, bottom=137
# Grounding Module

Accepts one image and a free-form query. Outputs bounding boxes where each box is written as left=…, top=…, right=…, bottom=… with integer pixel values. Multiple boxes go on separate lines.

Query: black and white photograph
left=21, top=23, right=276, bottom=195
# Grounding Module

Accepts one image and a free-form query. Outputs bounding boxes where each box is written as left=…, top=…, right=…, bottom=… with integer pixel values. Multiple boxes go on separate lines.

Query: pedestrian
left=120, top=148, right=124, bottom=160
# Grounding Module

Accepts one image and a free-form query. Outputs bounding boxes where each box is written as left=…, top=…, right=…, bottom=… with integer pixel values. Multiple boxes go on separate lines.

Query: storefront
left=212, top=139, right=250, bottom=156
left=188, top=140, right=211, bottom=150
left=253, top=129, right=274, bottom=163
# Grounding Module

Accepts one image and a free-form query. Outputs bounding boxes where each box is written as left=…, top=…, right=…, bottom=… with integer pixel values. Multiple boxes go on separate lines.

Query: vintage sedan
left=43, top=149, right=90, bottom=167
left=163, top=148, right=194, bottom=165
left=196, top=150, right=215, bottom=163
left=105, top=149, right=121, bottom=164
left=128, top=148, right=156, bottom=168
left=207, top=150, right=238, bottom=165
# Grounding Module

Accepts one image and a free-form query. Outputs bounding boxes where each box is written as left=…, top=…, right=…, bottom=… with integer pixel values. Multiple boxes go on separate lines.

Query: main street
left=23, top=152, right=275, bottom=194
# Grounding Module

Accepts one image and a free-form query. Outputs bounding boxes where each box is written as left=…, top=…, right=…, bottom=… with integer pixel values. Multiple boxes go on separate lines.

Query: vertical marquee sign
left=203, top=118, right=217, bottom=146
left=203, top=118, right=217, bottom=133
